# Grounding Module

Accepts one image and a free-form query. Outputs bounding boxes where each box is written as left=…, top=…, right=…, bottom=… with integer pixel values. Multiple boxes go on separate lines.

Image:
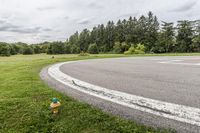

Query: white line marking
left=159, top=59, right=200, bottom=66
left=171, top=60, right=184, bottom=62
left=48, top=61, right=200, bottom=126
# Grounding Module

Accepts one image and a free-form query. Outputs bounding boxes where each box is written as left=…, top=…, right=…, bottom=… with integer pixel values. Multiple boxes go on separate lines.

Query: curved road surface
left=40, top=56, right=200, bottom=133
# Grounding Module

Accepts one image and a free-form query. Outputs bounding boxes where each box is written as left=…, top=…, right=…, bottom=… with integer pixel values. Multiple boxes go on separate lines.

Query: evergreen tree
left=136, top=15, right=147, bottom=45
left=96, top=24, right=106, bottom=50
left=88, top=43, right=99, bottom=54
left=71, top=44, right=80, bottom=54
left=154, top=22, right=175, bottom=53
left=115, top=20, right=125, bottom=43
left=126, top=17, right=138, bottom=44
left=64, top=42, right=71, bottom=54
left=176, top=20, right=194, bottom=52
left=191, top=20, right=200, bottom=52
left=145, top=11, right=159, bottom=52
left=78, top=29, right=90, bottom=52
left=90, top=27, right=96, bottom=44
left=104, top=21, right=115, bottom=52
left=68, top=32, right=79, bottom=46
left=113, top=42, right=122, bottom=54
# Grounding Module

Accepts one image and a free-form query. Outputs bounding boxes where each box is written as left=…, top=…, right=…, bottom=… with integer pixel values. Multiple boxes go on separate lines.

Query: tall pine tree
left=155, top=22, right=175, bottom=53
left=176, top=20, right=194, bottom=52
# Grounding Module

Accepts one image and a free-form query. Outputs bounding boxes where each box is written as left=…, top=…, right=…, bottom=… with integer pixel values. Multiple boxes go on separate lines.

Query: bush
left=150, top=46, right=165, bottom=53
left=47, top=42, right=65, bottom=54
left=9, top=45, right=17, bottom=55
left=124, top=51, right=132, bottom=55
left=0, top=43, right=11, bottom=56
left=136, top=43, right=145, bottom=52
left=124, top=43, right=145, bottom=55
left=134, top=49, right=145, bottom=54
left=79, top=51, right=90, bottom=56
left=113, top=42, right=130, bottom=54
left=23, top=46, right=34, bottom=55
left=88, top=43, right=99, bottom=54
left=121, top=42, right=130, bottom=52
left=33, top=45, right=41, bottom=54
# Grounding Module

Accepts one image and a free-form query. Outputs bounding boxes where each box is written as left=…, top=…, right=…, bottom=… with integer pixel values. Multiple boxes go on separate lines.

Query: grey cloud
left=170, top=0, right=198, bottom=12
left=56, top=37, right=66, bottom=40
left=77, top=18, right=92, bottom=25
left=87, top=2, right=104, bottom=9
left=9, top=27, right=41, bottom=34
left=0, top=20, right=21, bottom=32
left=0, top=20, right=51, bottom=34
left=41, top=35, right=52, bottom=38
left=64, top=16, right=69, bottom=20
left=43, top=28, right=53, bottom=32
left=37, top=6, right=56, bottom=11
left=0, top=19, right=8, bottom=24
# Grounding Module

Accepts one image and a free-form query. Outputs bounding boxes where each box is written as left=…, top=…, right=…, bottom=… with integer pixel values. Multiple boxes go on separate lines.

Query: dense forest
left=0, top=11, right=200, bottom=56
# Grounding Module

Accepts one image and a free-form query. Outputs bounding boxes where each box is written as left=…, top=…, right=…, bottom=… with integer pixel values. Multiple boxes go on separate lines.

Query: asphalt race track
left=40, top=56, right=200, bottom=133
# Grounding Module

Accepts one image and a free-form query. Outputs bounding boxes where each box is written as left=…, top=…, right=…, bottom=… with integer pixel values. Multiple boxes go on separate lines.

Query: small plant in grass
left=124, top=43, right=145, bottom=55
left=79, top=51, right=90, bottom=56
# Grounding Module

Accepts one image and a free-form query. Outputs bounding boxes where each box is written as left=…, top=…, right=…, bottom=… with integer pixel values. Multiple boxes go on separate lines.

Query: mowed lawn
left=1, top=53, right=196, bottom=133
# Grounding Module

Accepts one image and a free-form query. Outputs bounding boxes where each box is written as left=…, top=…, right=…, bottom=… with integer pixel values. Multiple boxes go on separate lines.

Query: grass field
left=2, top=53, right=198, bottom=133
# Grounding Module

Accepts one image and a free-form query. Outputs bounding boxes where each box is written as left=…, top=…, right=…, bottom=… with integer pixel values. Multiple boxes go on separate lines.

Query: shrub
left=79, top=51, right=90, bottom=56
left=124, top=51, right=132, bottom=55
left=124, top=43, right=145, bottom=55
left=9, top=45, right=17, bottom=55
left=127, top=47, right=136, bottom=53
left=23, top=46, right=34, bottom=55
left=0, top=43, right=11, bottom=56
left=33, top=45, right=41, bottom=54
left=121, top=42, right=130, bottom=52
left=88, top=43, right=99, bottom=54
left=134, top=49, right=145, bottom=54
left=136, top=43, right=145, bottom=52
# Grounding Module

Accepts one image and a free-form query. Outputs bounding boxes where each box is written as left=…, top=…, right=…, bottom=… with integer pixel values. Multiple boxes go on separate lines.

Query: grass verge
left=0, top=53, right=193, bottom=133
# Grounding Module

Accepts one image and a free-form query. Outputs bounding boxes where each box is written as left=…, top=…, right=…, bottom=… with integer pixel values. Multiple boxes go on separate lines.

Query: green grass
left=2, top=53, right=198, bottom=133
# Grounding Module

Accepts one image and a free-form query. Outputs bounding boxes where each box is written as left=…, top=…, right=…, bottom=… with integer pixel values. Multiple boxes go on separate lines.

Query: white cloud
left=0, top=0, right=199, bottom=43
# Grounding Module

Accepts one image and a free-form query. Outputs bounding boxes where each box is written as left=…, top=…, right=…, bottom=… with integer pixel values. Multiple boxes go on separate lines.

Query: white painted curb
left=48, top=61, right=200, bottom=126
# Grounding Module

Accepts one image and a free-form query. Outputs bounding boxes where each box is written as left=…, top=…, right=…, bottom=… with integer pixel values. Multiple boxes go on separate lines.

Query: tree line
left=0, top=11, right=200, bottom=56
left=0, top=42, right=49, bottom=56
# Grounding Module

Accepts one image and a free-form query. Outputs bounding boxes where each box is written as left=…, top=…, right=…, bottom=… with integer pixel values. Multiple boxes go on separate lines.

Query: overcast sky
left=0, top=0, right=199, bottom=44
